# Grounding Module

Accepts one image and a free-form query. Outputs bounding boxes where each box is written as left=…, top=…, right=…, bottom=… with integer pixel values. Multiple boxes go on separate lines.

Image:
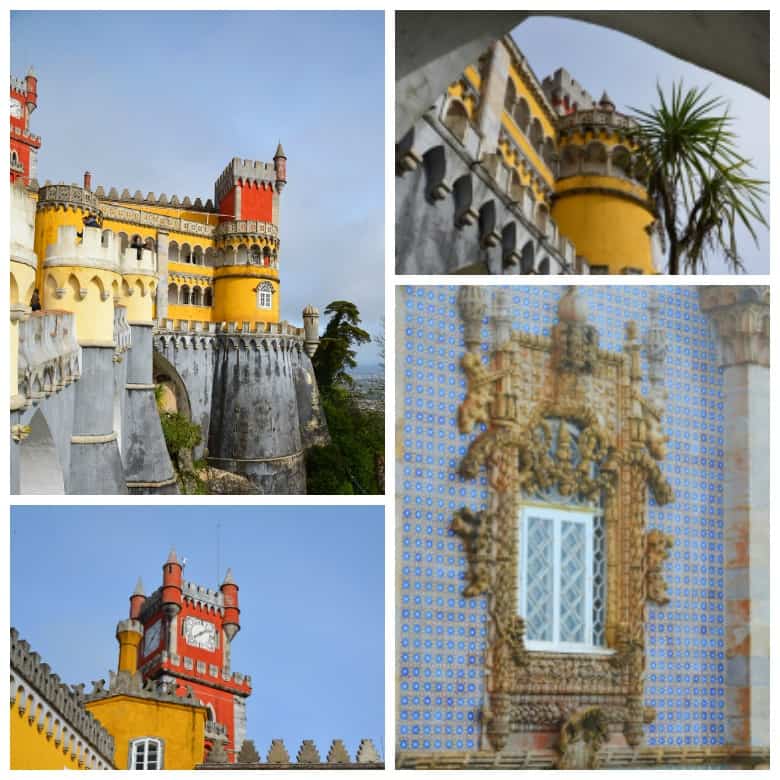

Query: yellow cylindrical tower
left=551, top=94, right=658, bottom=274
left=211, top=155, right=284, bottom=326
left=117, top=242, right=158, bottom=325
left=115, top=618, right=144, bottom=674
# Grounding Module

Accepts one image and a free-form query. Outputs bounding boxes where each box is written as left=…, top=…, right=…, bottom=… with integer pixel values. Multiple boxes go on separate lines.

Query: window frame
left=256, top=282, right=273, bottom=310
left=519, top=504, right=608, bottom=654
left=128, top=736, right=164, bottom=770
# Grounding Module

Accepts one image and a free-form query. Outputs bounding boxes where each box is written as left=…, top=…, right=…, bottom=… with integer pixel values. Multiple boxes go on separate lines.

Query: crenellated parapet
left=83, top=668, right=204, bottom=707
left=214, top=158, right=279, bottom=206
left=37, top=184, right=101, bottom=216
left=94, top=184, right=215, bottom=213
left=10, top=628, right=115, bottom=769
left=196, top=737, right=383, bottom=768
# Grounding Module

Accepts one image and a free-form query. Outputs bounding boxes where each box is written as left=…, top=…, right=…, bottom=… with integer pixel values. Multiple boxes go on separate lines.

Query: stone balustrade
left=156, top=318, right=305, bottom=338
left=17, top=310, right=81, bottom=404
left=557, top=108, right=637, bottom=133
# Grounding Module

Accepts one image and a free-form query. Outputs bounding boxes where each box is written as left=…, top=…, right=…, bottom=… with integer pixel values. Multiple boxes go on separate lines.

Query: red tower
left=10, top=67, right=41, bottom=185
left=127, top=550, right=252, bottom=763
left=214, top=146, right=286, bottom=225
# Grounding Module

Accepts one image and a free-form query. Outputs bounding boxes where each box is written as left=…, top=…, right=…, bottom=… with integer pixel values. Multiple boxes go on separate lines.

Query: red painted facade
left=129, top=553, right=251, bottom=763
left=216, top=181, right=274, bottom=223
left=10, top=70, right=41, bottom=185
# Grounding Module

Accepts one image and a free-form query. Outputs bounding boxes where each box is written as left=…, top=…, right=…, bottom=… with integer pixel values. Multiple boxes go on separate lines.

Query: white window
left=129, top=737, right=163, bottom=770
left=518, top=505, right=606, bottom=653
left=257, top=282, right=273, bottom=310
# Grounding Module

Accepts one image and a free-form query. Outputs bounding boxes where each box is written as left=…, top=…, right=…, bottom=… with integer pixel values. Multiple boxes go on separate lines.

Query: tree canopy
left=630, top=82, right=767, bottom=274
left=312, top=300, right=371, bottom=391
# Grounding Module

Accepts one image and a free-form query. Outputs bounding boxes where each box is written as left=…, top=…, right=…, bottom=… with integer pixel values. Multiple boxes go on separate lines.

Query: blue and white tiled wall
left=397, top=285, right=725, bottom=751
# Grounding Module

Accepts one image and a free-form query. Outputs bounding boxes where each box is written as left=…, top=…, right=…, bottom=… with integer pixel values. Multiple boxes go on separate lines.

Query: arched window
left=167, top=284, right=178, bottom=305
left=192, top=246, right=204, bottom=265
left=180, top=285, right=190, bottom=305
left=249, top=246, right=262, bottom=265
left=529, top=118, right=544, bottom=154
left=191, top=286, right=202, bottom=306
left=204, top=288, right=213, bottom=307
left=504, top=79, right=517, bottom=113
left=257, top=281, right=273, bottom=310
left=129, top=737, right=163, bottom=770
left=514, top=98, right=530, bottom=134
left=168, top=241, right=179, bottom=263
left=181, top=243, right=192, bottom=263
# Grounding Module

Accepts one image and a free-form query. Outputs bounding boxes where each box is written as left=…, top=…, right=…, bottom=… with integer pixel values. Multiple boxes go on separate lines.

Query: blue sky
left=10, top=10, right=385, bottom=365
left=512, top=16, right=769, bottom=274
left=10, top=505, right=385, bottom=759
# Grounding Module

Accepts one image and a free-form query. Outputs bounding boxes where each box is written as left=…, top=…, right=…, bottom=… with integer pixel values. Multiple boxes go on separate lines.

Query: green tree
left=312, top=300, right=371, bottom=391
left=630, top=82, right=767, bottom=274
left=306, top=300, right=383, bottom=494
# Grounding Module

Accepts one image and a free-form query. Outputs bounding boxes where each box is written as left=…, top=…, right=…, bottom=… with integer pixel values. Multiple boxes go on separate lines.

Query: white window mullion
left=552, top=515, right=561, bottom=645
left=585, top=518, right=594, bottom=646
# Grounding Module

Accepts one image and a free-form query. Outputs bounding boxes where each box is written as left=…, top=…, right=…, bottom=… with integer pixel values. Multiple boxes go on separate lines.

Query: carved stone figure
left=646, top=529, right=674, bottom=605
left=556, top=707, right=609, bottom=769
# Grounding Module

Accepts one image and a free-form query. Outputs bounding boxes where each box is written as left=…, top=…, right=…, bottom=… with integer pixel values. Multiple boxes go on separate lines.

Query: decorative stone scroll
left=101, top=202, right=216, bottom=238
left=452, top=286, right=674, bottom=754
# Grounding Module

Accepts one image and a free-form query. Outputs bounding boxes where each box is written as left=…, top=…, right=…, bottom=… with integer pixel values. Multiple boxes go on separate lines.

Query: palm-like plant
left=630, top=83, right=767, bottom=274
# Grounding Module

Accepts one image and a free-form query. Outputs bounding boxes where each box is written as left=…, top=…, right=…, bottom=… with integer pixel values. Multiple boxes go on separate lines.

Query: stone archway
left=152, top=350, right=192, bottom=421
left=19, top=408, right=65, bottom=494
left=396, top=11, right=768, bottom=139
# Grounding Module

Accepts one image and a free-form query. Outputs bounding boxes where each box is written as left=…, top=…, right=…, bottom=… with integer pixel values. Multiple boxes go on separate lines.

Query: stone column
left=698, top=287, right=769, bottom=749
left=476, top=40, right=511, bottom=157
left=70, top=343, right=128, bottom=494
left=123, top=324, right=178, bottom=494
left=156, top=230, right=169, bottom=321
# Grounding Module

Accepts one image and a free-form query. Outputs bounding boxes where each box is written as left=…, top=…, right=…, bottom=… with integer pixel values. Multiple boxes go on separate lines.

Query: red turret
left=220, top=569, right=240, bottom=641
left=129, top=577, right=146, bottom=619
left=24, top=67, right=37, bottom=113
left=161, top=548, right=183, bottom=612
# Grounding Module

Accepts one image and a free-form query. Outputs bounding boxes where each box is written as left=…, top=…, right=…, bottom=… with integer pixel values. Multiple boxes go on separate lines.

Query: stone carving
left=356, top=738, right=381, bottom=764
left=453, top=286, right=674, bottom=752
left=646, top=529, right=673, bottom=605
left=451, top=508, right=492, bottom=596
left=236, top=739, right=259, bottom=763
left=11, top=424, right=31, bottom=442
left=555, top=707, right=609, bottom=769
left=326, top=739, right=351, bottom=763
left=297, top=739, right=321, bottom=763
left=267, top=739, right=290, bottom=763
left=206, top=739, right=229, bottom=763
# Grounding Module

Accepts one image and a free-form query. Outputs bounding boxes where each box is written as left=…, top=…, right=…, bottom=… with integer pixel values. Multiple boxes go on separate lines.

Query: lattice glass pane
left=559, top=521, right=586, bottom=643
left=525, top=516, right=554, bottom=641
left=592, top=514, right=606, bottom=646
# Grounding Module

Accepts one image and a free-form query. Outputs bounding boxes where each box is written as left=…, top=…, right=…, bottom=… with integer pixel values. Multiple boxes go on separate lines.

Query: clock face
left=143, top=620, right=162, bottom=656
left=183, top=616, right=218, bottom=651
left=10, top=98, right=22, bottom=119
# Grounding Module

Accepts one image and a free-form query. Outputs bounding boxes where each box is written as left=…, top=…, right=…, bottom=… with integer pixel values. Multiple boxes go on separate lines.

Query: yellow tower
left=551, top=92, right=658, bottom=274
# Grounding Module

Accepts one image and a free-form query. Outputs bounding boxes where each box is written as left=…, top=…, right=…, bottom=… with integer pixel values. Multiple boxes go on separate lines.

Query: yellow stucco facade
left=10, top=690, right=89, bottom=770
left=85, top=695, right=207, bottom=770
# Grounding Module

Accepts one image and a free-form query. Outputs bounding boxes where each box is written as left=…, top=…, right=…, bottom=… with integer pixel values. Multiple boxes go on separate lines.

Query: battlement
left=542, top=67, right=595, bottom=115
left=196, top=737, right=383, bottom=768
left=11, top=76, right=29, bottom=95
left=10, top=628, right=115, bottom=767
left=94, top=185, right=215, bottom=212
left=38, top=184, right=101, bottom=214
left=156, top=318, right=305, bottom=338
left=44, top=225, right=158, bottom=275
left=214, top=158, right=277, bottom=205
left=182, top=580, right=225, bottom=612
left=83, top=668, right=206, bottom=708
left=11, top=125, right=41, bottom=147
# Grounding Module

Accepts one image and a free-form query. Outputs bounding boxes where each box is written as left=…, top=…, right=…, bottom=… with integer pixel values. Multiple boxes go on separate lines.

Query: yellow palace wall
left=10, top=691, right=90, bottom=770
left=85, top=695, right=206, bottom=770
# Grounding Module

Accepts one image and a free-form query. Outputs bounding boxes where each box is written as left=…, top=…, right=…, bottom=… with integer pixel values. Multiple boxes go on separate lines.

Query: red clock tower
left=10, top=68, right=41, bottom=185
left=125, top=550, right=252, bottom=763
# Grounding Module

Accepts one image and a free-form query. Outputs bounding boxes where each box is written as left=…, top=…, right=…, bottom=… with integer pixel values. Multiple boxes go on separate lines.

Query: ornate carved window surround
left=452, top=286, right=674, bottom=761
